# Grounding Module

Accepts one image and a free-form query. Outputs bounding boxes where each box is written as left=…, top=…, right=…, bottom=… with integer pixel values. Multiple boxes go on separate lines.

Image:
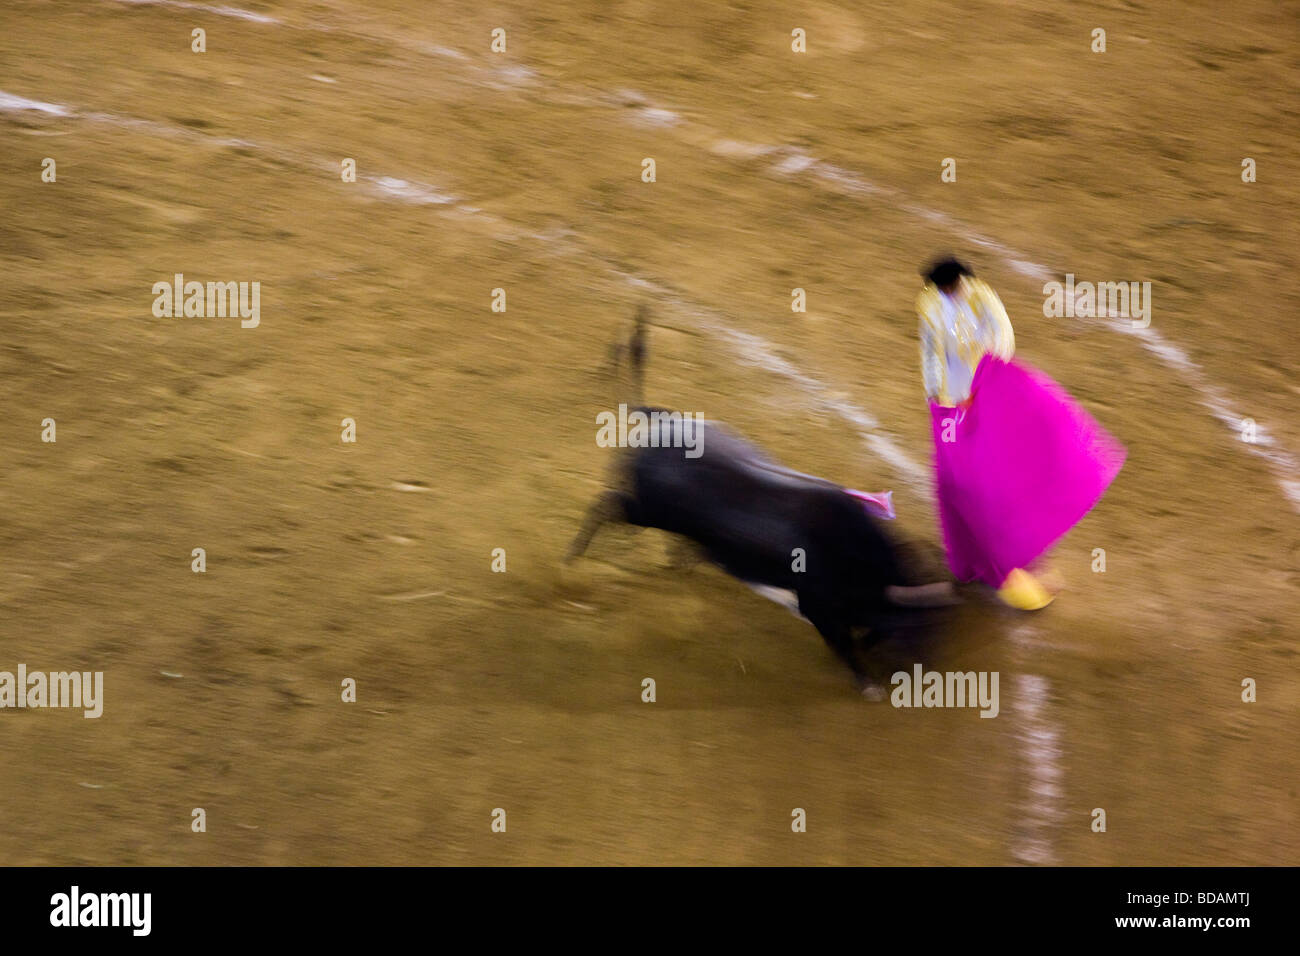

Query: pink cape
left=930, top=356, right=1126, bottom=588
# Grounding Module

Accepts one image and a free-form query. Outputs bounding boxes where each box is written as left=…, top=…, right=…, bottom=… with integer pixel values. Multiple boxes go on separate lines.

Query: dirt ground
left=0, top=0, right=1296, bottom=865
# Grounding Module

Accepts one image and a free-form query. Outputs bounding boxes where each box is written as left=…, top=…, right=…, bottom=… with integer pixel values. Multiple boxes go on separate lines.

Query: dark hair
left=923, top=256, right=973, bottom=288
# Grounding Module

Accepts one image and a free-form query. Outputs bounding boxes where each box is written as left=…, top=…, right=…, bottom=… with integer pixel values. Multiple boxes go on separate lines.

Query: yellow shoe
left=997, top=568, right=1055, bottom=610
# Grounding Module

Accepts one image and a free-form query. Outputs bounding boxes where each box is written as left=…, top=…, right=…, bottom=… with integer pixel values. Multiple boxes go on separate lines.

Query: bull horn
left=885, top=582, right=959, bottom=607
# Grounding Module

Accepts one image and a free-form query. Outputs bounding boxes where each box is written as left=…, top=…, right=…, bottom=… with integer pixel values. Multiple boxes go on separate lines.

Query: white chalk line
left=0, top=91, right=72, bottom=116
left=1009, top=668, right=1064, bottom=866
left=114, top=0, right=278, bottom=24
left=106, top=0, right=538, bottom=88
left=2, top=91, right=474, bottom=212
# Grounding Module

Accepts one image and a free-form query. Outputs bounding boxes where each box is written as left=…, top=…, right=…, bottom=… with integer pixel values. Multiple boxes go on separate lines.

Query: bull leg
left=799, top=596, right=867, bottom=686
left=565, top=490, right=633, bottom=562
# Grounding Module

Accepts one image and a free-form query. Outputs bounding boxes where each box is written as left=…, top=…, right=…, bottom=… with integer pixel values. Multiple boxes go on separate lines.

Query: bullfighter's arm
left=916, top=288, right=945, bottom=402
left=970, top=278, right=1015, bottom=360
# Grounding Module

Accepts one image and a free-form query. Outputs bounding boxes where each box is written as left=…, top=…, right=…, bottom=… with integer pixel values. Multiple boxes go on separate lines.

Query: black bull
left=567, top=314, right=955, bottom=684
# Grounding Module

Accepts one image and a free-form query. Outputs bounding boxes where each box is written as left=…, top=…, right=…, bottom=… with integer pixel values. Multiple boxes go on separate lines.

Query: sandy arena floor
left=0, top=0, right=1296, bottom=864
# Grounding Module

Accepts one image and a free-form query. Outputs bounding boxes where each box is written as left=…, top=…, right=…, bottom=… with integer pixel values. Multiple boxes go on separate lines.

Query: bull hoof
left=858, top=681, right=887, bottom=701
